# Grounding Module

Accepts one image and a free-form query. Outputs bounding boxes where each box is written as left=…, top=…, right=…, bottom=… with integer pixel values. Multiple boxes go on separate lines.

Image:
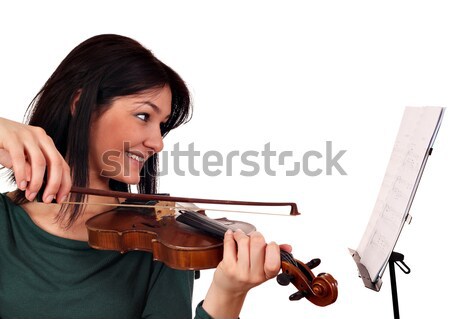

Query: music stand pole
left=388, top=251, right=411, bottom=319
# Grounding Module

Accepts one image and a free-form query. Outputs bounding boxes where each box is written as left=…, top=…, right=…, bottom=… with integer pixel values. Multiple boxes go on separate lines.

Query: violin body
left=86, top=205, right=255, bottom=270
left=75, top=187, right=338, bottom=307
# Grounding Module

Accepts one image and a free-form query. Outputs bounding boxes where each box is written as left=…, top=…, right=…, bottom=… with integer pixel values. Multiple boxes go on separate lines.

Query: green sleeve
left=142, top=262, right=213, bottom=319
left=141, top=263, right=195, bottom=319
left=139, top=261, right=214, bottom=319
left=194, top=301, right=214, bottom=319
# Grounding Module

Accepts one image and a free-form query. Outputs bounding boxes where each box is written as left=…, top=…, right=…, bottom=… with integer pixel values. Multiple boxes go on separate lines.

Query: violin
left=71, top=187, right=338, bottom=307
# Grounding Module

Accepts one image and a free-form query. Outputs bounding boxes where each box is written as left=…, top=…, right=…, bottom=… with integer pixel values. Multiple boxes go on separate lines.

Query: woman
left=0, top=34, right=285, bottom=319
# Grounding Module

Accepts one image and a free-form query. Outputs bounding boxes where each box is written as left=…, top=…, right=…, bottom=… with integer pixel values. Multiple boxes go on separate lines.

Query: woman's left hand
left=202, top=229, right=291, bottom=319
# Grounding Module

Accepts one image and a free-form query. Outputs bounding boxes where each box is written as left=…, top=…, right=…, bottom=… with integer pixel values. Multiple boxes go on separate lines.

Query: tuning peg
left=306, top=258, right=321, bottom=269
left=289, top=290, right=307, bottom=301
left=277, top=272, right=294, bottom=286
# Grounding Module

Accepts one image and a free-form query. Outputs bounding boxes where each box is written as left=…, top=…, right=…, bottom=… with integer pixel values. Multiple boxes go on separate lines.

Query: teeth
left=126, top=152, right=144, bottom=163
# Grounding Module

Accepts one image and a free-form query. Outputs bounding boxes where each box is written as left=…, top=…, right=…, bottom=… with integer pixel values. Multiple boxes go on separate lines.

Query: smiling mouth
left=125, top=151, right=145, bottom=163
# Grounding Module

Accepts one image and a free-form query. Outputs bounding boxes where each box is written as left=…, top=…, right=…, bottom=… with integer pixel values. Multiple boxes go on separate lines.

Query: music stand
left=349, top=106, right=445, bottom=319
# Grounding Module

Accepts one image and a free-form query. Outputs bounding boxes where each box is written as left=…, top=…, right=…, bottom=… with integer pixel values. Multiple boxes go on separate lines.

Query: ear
left=70, top=90, right=82, bottom=116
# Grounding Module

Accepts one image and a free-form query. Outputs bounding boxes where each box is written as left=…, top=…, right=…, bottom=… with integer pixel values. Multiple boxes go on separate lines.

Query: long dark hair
left=9, top=34, right=191, bottom=226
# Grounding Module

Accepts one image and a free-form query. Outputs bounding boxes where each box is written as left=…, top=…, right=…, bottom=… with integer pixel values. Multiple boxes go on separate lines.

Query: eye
left=136, top=113, right=150, bottom=122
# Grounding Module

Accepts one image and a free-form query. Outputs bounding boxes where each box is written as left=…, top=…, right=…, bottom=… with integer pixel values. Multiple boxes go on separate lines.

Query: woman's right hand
left=0, top=117, right=71, bottom=203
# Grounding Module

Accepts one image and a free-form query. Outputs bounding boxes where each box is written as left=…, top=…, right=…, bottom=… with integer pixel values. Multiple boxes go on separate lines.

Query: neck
left=17, top=187, right=122, bottom=242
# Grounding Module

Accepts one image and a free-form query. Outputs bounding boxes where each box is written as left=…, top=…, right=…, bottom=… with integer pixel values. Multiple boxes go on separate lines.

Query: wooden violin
left=71, top=187, right=338, bottom=307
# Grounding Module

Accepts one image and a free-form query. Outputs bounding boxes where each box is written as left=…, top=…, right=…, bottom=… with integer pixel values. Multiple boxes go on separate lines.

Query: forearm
left=202, top=282, right=247, bottom=319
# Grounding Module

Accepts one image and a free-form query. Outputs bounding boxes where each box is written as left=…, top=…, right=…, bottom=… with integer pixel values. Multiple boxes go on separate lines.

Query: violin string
left=61, top=201, right=294, bottom=217
left=281, top=250, right=299, bottom=267
left=175, top=204, right=233, bottom=236
left=177, top=210, right=229, bottom=238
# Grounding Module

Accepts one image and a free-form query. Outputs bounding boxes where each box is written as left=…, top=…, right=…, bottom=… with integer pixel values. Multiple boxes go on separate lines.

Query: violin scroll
left=277, top=252, right=338, bottom=306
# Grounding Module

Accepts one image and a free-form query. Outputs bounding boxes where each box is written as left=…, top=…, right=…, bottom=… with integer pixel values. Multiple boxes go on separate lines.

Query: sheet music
left=356, top=106, right=445, bottom=283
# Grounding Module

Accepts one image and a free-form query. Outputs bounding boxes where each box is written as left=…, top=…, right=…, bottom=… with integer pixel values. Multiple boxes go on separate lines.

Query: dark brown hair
left=10, top=34, right=191, bottom=226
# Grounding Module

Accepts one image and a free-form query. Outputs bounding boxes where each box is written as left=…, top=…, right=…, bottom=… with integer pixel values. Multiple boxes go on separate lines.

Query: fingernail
left=60, top=195, right=67, bottom=203
left=45, top=195, right=55, bottom=203
left=28, top=192, right=37, bottom=201
left=225, top=229, right=233, bottom=235
left=19, top=181, right=27, bottom=190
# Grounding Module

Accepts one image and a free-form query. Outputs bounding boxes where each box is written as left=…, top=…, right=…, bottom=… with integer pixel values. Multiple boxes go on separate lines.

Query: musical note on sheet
left=356, top=106, right=445, bottom=283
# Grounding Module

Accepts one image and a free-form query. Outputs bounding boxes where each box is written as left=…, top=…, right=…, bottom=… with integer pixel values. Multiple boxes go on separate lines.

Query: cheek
left=90, top=125, right=120, bottom=164
left=90, top=110, right=145, bottom=160
left=92, top=118, right=128, bottom=147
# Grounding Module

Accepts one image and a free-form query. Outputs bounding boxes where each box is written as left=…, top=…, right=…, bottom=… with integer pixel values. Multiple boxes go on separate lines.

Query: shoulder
left=0, top=192, right=34, bottom=232
left=0, top=192, right=17, bottom=215
left=0, top=192, right=19, bottom=235
left=0, top=192, right=30, bottom=218
left=0, top=190, right=23, bottom=208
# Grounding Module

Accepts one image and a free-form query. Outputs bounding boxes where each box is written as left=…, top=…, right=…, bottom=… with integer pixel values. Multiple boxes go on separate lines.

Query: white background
left=1, top=1, right=449, bottom=318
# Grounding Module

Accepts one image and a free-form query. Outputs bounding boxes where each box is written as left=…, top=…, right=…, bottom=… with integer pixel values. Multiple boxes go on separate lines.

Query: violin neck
left=176, top=210, right=229, bottom=239
left=177, top=210, right=297, bottom=263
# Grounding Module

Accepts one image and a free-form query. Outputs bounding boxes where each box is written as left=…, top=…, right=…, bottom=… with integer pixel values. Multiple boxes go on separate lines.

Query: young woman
left=0, top=34, right=286, bottom=319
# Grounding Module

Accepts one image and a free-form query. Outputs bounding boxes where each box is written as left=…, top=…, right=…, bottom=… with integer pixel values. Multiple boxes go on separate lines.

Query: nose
left=143, top=126, right=164, bottom=154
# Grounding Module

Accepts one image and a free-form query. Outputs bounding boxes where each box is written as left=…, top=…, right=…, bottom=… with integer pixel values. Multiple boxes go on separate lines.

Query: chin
left=114, top=173, right=142, bottom=186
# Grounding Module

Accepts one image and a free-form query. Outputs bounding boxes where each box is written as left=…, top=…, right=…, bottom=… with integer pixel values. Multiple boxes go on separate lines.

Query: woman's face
left=88, top=85, right=172, bottom=189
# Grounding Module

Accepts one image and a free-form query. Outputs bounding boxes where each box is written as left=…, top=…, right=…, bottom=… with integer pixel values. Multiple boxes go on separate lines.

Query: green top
left=0, top=193, right=213, bottom=319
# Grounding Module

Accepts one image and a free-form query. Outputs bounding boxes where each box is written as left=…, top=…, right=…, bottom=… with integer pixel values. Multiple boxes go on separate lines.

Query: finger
left=56, top=162, right=72, bottom=203
left=25, top=162, right=31, bottom=183
left=24, top=143, right=47, bottom=201
left=0, top=149, right=13, bottom=168
left=248, top=231, right=267, bottom=275
left=1, top=138, right=29, bottom=190
left=41, top=157, right=64, bottom=204
left=280, top=244, right=292, bottom=253
left=222, top=229, right=237, bottom=264
left=233, top=229, right=250, bottom=271
left=42, top=166, right=61, bottom=203
left=264, top=242, right=281, bottom=279
left=37, top=134, right=67, bottom=203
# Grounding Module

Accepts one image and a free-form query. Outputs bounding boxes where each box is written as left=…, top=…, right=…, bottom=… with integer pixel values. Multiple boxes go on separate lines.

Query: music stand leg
left=388, top=251, right=411, bottom=319
left=388, top=257, right=400, bottom=319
